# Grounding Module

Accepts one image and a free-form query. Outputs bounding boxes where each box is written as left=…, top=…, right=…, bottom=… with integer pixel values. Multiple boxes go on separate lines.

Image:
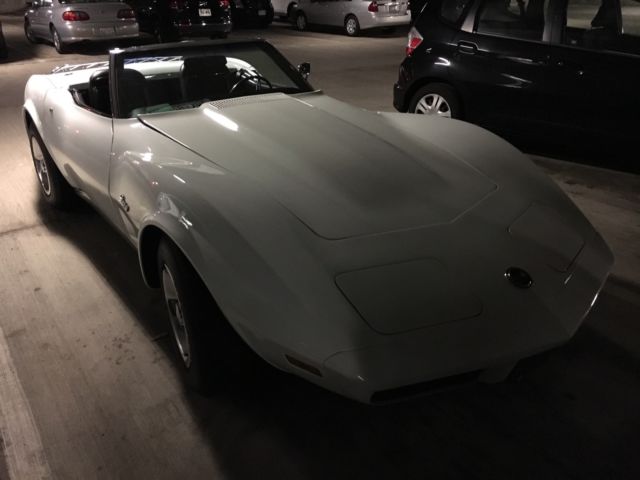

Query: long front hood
left=140, top=93, right=496, bottom=239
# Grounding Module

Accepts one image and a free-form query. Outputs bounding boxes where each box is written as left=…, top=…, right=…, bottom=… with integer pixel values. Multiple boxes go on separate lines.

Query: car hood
left=140, top=93, right=497, bottom=239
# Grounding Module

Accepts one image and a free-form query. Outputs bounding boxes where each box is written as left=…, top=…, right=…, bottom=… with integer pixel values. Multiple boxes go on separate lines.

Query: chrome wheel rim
left=296, top=14, right=305, bottom=30
left=30, top=136, right=51, bottom=196
left=415, top=93, right=452, bottom=118
left=162, top=265, right=191, bottom=368
left=52, top=29, right=60, bottom=51
left=346, top=18, right=357, bottom=35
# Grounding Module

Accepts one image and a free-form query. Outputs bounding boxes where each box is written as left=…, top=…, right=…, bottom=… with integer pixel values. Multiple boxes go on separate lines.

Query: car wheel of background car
left=409, top=83, right=461, bottom=119
left=344, top=15, right=360, bottom=36
left=24, top=21, right=39, bottom=44
left=295, top=12, right=307, bottom=31
left=157, top=239, right=251, bottom=394
left=51, top=26, right=67, bottom=54
left=28, top=124, right=74, bottom=207
left=285, top=2, right=297, bottom=20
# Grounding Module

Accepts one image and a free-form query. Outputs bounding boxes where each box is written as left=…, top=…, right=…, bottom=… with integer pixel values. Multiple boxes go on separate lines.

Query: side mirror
left=298, top=62, right=311, bottom=80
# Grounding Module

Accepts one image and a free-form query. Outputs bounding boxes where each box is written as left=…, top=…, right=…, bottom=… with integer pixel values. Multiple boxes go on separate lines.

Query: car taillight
left=368, top=1, right=378, bottom=12
left=62, top=10, right=90, bottom=21
left=117, top=8, right=136, bottom=19
left=406, top=26, right=423, bottom=56
left=219, top=0, right=230, bottom=7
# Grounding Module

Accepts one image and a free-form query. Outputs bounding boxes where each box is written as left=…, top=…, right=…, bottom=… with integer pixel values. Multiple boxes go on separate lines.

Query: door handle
left=457, top=41, right=478, bottom=55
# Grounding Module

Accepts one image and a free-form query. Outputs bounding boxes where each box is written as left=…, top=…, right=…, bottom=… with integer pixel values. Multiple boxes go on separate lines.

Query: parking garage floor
left=1, top=13, right=640, bottom=480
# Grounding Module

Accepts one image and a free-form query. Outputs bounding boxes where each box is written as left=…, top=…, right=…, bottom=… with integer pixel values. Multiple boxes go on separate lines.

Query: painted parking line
left=0, top=324, right=51, bottom=480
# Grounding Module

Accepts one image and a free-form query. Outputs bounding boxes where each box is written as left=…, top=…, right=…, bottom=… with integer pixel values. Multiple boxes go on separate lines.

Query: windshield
left=113, top=41, right=313, bottom=118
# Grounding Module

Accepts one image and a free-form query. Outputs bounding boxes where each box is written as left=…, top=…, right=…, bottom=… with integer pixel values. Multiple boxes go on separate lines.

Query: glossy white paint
left=23, top=52, right=614, bottom=403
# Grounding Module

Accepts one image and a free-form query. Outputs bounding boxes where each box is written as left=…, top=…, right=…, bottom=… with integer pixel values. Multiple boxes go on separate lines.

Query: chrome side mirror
left=298, top=62, right=311, bottom=80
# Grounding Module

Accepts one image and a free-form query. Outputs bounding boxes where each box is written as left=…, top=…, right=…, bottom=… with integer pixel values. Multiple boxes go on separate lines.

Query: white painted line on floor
left=0, top=325, right=52, bottom=480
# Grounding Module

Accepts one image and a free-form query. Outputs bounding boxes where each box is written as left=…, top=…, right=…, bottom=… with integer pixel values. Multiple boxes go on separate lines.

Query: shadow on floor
left=34, top=192, right=640, bottom=480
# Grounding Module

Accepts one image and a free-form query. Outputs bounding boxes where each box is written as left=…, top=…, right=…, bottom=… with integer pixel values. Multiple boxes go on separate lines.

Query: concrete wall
left=0, top=0, right=24, bottom=14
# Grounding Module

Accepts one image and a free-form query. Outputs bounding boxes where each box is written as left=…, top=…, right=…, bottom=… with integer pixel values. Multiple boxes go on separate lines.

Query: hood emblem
left=505, top=267, right=533, bottom=289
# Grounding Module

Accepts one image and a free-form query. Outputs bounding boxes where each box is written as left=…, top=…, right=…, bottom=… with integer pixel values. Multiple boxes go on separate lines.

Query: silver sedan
left=24, top=0, right=138, bottom=53
left=293, top=0, right=410, bottom=36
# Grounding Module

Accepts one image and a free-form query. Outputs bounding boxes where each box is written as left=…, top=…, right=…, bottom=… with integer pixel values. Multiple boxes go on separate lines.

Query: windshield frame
left=109, top=40, right=314, bottom=119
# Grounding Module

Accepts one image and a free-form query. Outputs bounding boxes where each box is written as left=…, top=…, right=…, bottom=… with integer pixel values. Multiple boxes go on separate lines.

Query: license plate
left=199, top=8, right=212, bottom=16
left=99, top=27, right=114, bottom=35
left=258, top=9, right=266, bottom=15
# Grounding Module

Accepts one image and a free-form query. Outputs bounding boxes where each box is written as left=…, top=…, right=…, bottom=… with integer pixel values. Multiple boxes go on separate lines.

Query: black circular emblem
left=505, top=267, right=533, bottom=289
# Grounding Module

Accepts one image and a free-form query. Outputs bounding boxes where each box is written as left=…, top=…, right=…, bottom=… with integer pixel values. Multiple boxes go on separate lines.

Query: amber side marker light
left=285, top=355, right=323, bottom=377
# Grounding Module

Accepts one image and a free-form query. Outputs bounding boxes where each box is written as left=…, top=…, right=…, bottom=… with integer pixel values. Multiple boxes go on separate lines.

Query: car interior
left=68, top=53, right=303, bottom=117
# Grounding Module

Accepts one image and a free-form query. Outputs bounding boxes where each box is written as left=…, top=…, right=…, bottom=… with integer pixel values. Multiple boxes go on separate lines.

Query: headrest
left=182, top=56, right=229, bottom=76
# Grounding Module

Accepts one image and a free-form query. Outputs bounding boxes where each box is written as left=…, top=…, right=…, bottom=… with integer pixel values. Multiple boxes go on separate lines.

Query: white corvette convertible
left=24, top=40, right=613, bottom=403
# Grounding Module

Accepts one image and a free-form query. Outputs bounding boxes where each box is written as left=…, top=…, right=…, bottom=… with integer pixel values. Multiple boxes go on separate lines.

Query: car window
left=114, top=43, right=312, bottom=118
left=564, top=0, right=640, bottom=55
left=440, top=0, right=473, bottom=24
left=476, top=0, right=549, bottom=41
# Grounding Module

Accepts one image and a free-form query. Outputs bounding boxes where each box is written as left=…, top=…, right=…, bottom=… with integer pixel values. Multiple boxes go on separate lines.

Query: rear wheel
left=51, top=26, right=67, bottom=53
left=51, top=25, right=68, bottom=53
left=157, top=239, right=250, bottom=394
left=24, top=21, right=39, bottom=44
left=409, top=83, right=461, bottom=119
left=295, top=11, right=307, bottom=31
left=28, top=123, right=74, bottom=208
left=344, top=15, right=360, bottom=36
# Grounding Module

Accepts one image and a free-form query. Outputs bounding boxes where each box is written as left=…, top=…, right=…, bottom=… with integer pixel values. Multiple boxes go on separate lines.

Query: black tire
left=51, top=26, right=67, bottom=53
left=344, top=14, right=360, bottom=36
left=24, top=21, right=39, bottom=44
left=28, top=123, right=74, bottom=208
left=157, top=239, right=250, bottom=394
left=408, top=83, right=462, bottom=119
left=286, top=2, right=297, bottom=20
left=295, top=11, right=307, bottom=31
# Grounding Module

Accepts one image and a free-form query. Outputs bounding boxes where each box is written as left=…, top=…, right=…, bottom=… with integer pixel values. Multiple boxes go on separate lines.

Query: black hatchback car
left=129, top=0, right=232, bottom=41
left=394, top=0, right=640, bottom=163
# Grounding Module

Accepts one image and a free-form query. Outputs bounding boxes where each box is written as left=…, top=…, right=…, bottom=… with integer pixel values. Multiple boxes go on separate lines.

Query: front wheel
left=157, top=239, right=249, bottom=393
left=51, top=26, right=67, bottom=53
left=28, top=123, right=74, bottom=207
left=408, top=83, right=461, bottom=119
left=344, top=15, right=360, bottom=36
left=295, top=12, right=307, bottom=31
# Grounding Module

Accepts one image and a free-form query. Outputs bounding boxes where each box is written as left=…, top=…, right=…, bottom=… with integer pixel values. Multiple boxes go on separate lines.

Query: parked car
left=230, top=0, right=274, bottom=27
left=293, top=0, right=410, bottom=36
left=272, top=0, right=296, bottom=19
left=23, top=39, right=612, bottom=403
left=24, top=0, right=139, bottom=53
left=128, top=0, right=232, bottom=42
left=393, top=0, right=640, bottom=163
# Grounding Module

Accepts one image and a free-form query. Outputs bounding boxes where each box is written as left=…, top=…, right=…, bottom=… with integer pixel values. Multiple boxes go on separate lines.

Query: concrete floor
left=1, top=13, right=640, bottom=480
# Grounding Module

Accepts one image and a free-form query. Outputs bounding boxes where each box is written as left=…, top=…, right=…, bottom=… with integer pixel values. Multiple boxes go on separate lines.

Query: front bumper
left=59, top=21, right=139, bottom=43
left=320, top=231, right=612, bottom=404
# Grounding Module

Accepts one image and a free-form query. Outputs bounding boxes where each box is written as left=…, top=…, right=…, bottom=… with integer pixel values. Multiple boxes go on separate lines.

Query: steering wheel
left=229, top=70, right=273, bottom=96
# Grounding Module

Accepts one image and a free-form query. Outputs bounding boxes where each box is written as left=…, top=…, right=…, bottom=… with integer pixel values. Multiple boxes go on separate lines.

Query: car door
left=453, top=0, right=565, bottom=138
left=41, top=80, right=116, bottom=221
left=549, top=0, right=639, bottom=144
